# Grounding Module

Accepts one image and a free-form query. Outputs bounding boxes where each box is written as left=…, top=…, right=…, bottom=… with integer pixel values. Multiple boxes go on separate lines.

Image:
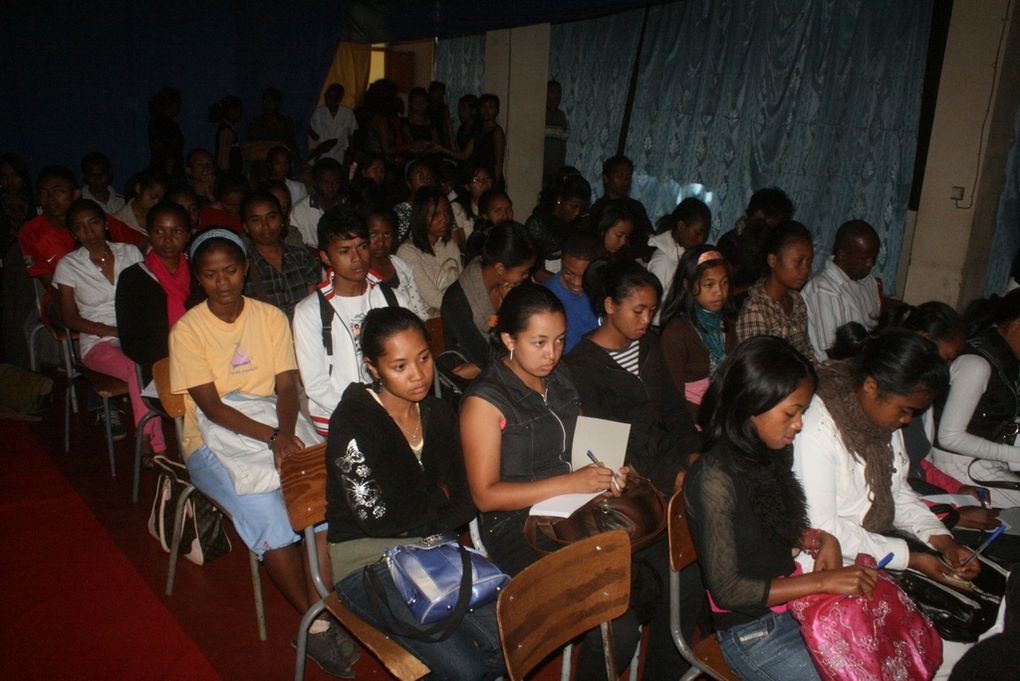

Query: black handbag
left=148, top=455, right=231, bottom=565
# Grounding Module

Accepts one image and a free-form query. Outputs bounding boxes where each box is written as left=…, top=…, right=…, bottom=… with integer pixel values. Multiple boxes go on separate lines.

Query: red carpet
left=0, top=420, right=220, bottom=681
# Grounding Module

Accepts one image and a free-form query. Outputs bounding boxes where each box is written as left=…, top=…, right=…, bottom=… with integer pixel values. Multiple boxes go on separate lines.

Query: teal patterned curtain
left=984, top=104, right=1020, bottom=295
left=628, top=0, right=932, bottom=285
left=550, top=10, right=645, bottom=185
left=553, top=0, right=932, bottom=287
left=433, top=34, right=486, bottom=121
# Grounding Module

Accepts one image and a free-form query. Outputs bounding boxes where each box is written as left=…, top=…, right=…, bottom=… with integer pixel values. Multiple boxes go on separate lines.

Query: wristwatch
left=267, top=428, right=281, bottom=449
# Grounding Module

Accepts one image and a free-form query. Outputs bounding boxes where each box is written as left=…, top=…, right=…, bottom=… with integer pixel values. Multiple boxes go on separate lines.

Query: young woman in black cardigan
left=565, top=260, right=701, bottom=494
left=326, top=306, right=503, bottom=681
left=115, top=200, right=192, bottom=383
left=564, top=260, right=705, bottom=680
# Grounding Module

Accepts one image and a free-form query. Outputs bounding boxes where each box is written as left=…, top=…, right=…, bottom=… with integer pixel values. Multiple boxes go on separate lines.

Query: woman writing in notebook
left=461, top=283, right=645, bottom=679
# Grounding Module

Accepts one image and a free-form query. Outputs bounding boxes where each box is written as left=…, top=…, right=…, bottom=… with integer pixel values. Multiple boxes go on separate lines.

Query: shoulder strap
left=317, top=289, right=334, bottom=359
left=377, top=282, right=398, bottom=308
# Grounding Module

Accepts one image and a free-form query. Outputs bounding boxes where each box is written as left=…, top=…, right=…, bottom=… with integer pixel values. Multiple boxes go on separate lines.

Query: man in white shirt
left=290, top=158, right=345, bottom=248
left=803, top=220, right=881, bottom=361
left=292, top=206, right=405, bottom=435
left=308, top=83, right=358, bottom=165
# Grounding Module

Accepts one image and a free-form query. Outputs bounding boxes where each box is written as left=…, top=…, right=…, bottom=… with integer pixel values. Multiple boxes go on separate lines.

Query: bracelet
left=801, top=528, right=824, bottom=558
left=267, top=428, right=280, bottom=449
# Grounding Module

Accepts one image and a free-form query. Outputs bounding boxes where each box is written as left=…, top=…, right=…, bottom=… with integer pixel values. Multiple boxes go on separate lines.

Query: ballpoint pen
left=959, top=524, right=1006, bottom=568
left=587, top=450, right=621, bottom=492
left=843, top=552, right=893, bottom=600
left=977, top=488, right=990, bottom=509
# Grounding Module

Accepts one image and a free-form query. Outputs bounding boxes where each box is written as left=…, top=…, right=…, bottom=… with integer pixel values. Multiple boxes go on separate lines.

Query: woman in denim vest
left=461, top=283, right=637, bottom=678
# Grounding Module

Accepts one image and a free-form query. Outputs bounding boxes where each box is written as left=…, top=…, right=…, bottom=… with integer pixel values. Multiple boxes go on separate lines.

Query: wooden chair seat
left=323, top=593, right=429, bottom=681
left=81, top=369, right=129, bottom=398
left=693, top=636, right=739, bottom=681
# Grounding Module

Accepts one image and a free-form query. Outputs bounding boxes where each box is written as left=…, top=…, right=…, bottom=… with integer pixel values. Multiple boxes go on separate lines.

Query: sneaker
left=95, top=408, right=127, bottom=441
left=298, top=628, right=356, bottom=679
left=329, top=621, right=361, bottom=667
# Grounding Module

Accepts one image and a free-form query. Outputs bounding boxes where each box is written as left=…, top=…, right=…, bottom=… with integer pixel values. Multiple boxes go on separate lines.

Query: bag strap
left=378, top=282, right=398, bottom=308
left=361, top=543, right=473, bottom=641
left=967, top=459, right=1020, bottom=491
left=317, top=289, right=335, bottom=362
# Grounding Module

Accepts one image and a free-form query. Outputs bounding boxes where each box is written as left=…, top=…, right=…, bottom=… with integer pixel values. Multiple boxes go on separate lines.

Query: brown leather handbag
left=523, top=471, right=667, bottom=554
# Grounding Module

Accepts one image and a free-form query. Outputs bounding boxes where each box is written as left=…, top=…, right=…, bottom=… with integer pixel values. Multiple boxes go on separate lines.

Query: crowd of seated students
left=5, top=78, right=1020, bottom=681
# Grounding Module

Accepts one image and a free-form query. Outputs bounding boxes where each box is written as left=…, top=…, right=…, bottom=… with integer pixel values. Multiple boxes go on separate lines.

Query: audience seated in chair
left=660, top=245, right=737, bottom=421
left=460, top=284, right=648, bottom=679
left=168, top=229, right=356, bottom=677
left=241, top=190, right=321, bottom=320
left=525, top=173, right=590, bottom=282
left=293, top=206, right=407, bottom=437
left=686, top=336, right=876, bottom=681
left=396, top=187, right=462, bottom=319
left=801, top=219, right=881, bottom=361
left=327, top=307, right=503, bottom=681
left=540, top=231, right=599, bottom=354
left=115, top=201, right=192, bottom=384
left=291, top=158, right=345, bottom=249
left=55, top=199, right=164, bottom=456
left=717, top=187, right=795, bottom=296
left=565, top=260, right=707, bottom=679
left=113, top=167, right=169, bottom=241
left=441, top=220, right=535, bottom=380
left=589, top=155, right=653, bottom=260
left=197, top=172, right=247, bottom=233
left=647, top=198, right=711, bottom=323
left=735, top=220, right=814, bottom=360
left=363, top=206, right=429, bottom=320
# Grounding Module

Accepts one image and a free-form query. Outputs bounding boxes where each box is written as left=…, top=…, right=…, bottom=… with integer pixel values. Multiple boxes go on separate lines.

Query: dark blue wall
left=0, top=0, right=343, bottom=189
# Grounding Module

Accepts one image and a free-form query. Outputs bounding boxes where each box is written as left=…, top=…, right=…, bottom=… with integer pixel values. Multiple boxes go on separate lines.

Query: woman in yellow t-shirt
left=169, top=229, right=358, bottom=677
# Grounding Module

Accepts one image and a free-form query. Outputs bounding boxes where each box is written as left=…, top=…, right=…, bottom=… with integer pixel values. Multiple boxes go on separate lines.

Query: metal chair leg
left=249, top=550, right=267, bottom=641
left=132, top=411, right=159, bottom=502
left=28, top=324, right=44, bottom=372
left=294, top=599, right=327, bottom=681
left=64, top=372, right=72, bottom=453
left=103, top=397, right=116, bottom=477
left=166, top=484, right=196, bottom=595
left=628, top=626, right=642, bottom=681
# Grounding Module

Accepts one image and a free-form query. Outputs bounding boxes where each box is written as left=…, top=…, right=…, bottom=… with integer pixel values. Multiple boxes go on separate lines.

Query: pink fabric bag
left=788, top=554, right=943, bottom=681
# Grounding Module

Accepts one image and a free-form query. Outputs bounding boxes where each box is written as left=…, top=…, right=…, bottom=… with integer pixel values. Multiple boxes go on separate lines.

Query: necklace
left=394, top=403, right=422, bottom=445
left=90, top=248, right=113, bottom=266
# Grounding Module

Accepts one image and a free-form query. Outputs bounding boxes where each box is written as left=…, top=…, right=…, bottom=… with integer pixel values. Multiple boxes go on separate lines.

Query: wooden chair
left=152, top=358, right=267, bottom=641
left=668, top=491, right=740, bottom=681
left=50, top=320, right=128, bottom=476
left=132, top=362, right=168, bottom=503
left=497, top=530, right=631, bottom=681
left=279, top=443, right=430, bottom=681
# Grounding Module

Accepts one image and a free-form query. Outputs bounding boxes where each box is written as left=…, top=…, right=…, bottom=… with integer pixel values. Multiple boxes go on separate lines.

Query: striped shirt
left=608, top=340, right=641, bottom=375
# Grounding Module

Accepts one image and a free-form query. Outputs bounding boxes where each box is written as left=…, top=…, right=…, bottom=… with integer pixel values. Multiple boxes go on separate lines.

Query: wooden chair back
left=497, top=530, right=631, bottom=681
left=668, top=484, right=698, bottom=572
left=425, top=317, right=445, bottom=357
left=278, top=442, right=431, bottom=681
left=152, top=358, right=184, bottom=418
left=279, top=443, right=328, bottom=532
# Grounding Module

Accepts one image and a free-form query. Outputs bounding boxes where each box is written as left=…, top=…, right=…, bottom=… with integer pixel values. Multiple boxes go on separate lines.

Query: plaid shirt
left=245, top=242, right=322, bottom=320
left=735, top=279, right=814, bottom=360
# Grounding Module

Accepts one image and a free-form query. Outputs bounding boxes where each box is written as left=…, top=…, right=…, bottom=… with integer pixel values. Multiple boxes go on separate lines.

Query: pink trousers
left=82, top=340, right=166, bottom=453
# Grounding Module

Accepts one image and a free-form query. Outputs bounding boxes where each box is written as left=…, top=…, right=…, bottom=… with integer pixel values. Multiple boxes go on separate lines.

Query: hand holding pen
left=586, top=450, right=628, bottom=496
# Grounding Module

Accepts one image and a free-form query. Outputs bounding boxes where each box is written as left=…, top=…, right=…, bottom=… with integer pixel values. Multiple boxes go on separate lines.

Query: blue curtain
left=984, top=105, right=1020, bottom=296
left=433, top=34, right=487, bottom=123
left=0, top=0, right=343, bottom=185
left=550, top=10, right=645, bottom=186
left=627, top=0, right=932, bottom=286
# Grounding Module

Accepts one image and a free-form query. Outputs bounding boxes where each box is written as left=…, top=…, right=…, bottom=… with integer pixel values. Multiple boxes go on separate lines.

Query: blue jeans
left=337, top=562, right=505, bottom=681
left=718, top=611, right=821, bottom=681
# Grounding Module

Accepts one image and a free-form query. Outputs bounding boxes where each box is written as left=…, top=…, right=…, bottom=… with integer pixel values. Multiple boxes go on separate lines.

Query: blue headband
left=189, top=228, right=247, bottom=261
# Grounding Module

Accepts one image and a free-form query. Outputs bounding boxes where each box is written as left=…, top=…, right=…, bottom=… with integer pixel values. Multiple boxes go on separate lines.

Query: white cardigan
left=792, top=397, right=950, bottom=571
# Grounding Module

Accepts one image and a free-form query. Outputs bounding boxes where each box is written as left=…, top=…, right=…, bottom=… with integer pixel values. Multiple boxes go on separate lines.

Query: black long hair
left=659, top=244, right=736, bottom=328
left=828, top=328, right=949, bottom=398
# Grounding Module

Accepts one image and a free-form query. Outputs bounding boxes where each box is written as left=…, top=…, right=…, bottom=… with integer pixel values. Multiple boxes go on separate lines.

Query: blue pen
left=977, top=488, right=990, bottom=509
left=960, top=524, right=1006, bottom=568
left=843, top=552, right=893, bottom=600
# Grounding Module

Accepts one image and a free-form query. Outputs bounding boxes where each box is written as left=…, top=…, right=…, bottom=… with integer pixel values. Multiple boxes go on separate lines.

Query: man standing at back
left=802, top=219, right=882, bottom=361
left=309, top=83, right=358, bottom=165
left=543, top=80, right=569, bottom=188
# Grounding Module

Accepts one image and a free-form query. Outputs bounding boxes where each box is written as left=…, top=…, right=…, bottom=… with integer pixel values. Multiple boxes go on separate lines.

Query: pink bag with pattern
left=788, top=554, right=943, bottom=681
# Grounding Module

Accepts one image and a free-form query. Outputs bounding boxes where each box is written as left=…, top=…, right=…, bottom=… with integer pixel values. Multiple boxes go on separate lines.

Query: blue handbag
left=364, top=536, right=509, bottom=640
